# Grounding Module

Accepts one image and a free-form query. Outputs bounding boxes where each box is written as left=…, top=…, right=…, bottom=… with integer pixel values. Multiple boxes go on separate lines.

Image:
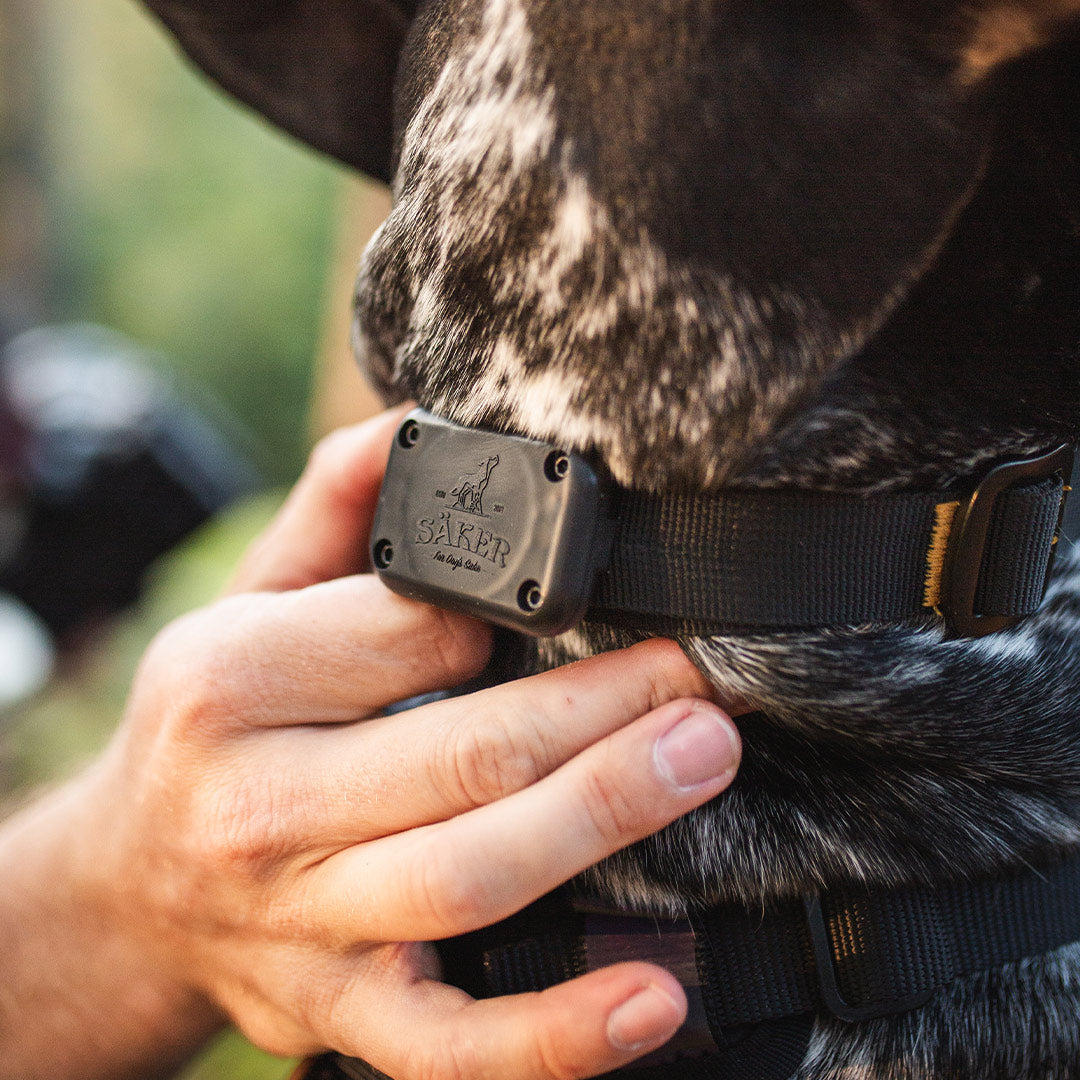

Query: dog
left=147, top=1, right=1080, bottom=1075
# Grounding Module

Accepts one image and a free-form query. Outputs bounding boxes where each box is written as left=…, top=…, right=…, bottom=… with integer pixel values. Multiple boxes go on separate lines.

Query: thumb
left=229, top=404, right=411, bottom=594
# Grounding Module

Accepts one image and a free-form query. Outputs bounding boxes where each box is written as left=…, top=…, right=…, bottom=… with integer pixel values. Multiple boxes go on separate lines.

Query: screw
left=373, top=539, right=395, bottom=569
left=544, top=451, right=570, bottom=482
left=399, top=419, right=420, bottom=448
left=518, top=580, right=543, bottom=613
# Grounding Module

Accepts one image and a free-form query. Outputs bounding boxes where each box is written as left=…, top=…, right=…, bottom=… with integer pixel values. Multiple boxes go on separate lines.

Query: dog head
left=150, top=0, right=1080, bottom=493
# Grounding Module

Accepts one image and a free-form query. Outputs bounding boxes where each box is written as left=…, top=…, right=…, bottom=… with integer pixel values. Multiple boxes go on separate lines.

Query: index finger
left=229, top=404, right=411, bottom=594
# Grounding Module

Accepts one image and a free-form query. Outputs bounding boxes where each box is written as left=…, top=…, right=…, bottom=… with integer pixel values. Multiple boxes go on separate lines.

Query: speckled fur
left=354, top=1, right=1080, bottom=1074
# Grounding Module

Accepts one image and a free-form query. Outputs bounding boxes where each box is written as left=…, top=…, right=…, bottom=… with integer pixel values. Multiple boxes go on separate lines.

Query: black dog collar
left=371, top=409, right=1074, bottom=639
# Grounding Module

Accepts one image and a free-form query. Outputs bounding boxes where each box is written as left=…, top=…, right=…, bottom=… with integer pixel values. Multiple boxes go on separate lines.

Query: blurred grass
left=1, top=0, right=372, bottom=1075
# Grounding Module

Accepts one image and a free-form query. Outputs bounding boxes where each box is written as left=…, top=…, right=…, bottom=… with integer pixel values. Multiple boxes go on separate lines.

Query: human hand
left=48, top=409, right=742, bottom=1079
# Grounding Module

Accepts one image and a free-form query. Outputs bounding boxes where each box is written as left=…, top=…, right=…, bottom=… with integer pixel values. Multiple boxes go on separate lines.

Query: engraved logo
left=414, top=454, right=511, bottom=570
left=448, top=455, right=500, bottom=517
left=414, top=511, right=511, bottom=569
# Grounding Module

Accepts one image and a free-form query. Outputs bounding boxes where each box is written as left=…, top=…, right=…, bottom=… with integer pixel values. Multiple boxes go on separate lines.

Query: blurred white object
left=0, top=591, right=54, bottom=709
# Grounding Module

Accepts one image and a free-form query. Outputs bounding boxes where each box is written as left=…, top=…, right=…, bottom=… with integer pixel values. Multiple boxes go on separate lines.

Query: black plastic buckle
left=802, top=894, right=935, bottom=1023
left=939, top=444, right=1074, bottom=639
left=370, top=409, right=612, bottom=635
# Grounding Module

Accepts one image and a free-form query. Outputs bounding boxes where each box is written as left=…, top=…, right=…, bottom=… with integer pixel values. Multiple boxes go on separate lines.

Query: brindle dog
left=147, top=1, right=1080, bottom=1075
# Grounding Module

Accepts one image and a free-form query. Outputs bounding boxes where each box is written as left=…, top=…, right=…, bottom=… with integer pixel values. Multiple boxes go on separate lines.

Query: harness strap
left=591, top=474, right=1065, bottom=634
left=314, top=849, right=1080, bottom=1080
left=440, top=848, right=1080, bottom=1025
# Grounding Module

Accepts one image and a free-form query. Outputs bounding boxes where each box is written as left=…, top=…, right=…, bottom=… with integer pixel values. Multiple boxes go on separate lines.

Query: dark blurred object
left=0, top=360, right=26, bottom=556
left=0, top=323, right=258, bottom=642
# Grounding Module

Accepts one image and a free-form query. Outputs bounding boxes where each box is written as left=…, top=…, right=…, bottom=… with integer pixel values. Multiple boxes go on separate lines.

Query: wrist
left=0, top=766, right=225, bottom=1080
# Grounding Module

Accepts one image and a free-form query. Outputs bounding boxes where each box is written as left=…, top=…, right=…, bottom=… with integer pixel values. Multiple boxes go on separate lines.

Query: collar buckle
left=939, top=444, right=1074, bottom=638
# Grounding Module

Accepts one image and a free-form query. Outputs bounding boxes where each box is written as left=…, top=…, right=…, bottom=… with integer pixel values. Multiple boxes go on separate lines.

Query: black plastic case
left=370, top=409, right=611, bottom=635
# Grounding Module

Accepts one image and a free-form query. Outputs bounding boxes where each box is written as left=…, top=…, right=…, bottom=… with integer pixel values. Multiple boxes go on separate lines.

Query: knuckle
left=533, top=1025, right=584, bottom=1080
left=137, top=613, right=217, bottom=713
left=301, top=945, right=427, bottom=1055
left=437, top=713, right=546, bottom=810
left=407, top=1013, right=583, bottom=1080
left=406, top=843, right=488, bottom=936
left=579, top=757, right=639, bottom=847
left=299, top=969, right=362, bottom=1054
left=139, top=611, right=196, bottom=674
left=633, top=640, right=712, bottom=710
left=145, top=598, right=269, bottom=739
left=443, top=1031, right=485, bottom=1080
left=418, top=1029, right=482, bottom=1080
left=196, top=772, right=289, bottom=879
left=416, top=606, right=490, bottom=682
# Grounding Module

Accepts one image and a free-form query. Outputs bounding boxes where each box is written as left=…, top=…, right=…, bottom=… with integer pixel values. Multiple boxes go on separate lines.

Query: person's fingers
left=230, top=405, right=411, bottom=594
left=332, top=960, right=689, bottom=1080
left=156, top=577, right=491, bottom=731
left=303, top=695, right=740, bottom=942
left=251, top=639, right=722, bottom=848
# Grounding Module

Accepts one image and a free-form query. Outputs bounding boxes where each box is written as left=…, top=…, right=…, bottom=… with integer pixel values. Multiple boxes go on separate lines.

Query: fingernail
left=607, top=984, right=683, bottom=1051
left=654, top=705, right=739, bottom=790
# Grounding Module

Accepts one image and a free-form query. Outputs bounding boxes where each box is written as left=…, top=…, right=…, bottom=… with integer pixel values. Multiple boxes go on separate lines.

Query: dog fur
left=348, top=2, right=1080, bottom=1075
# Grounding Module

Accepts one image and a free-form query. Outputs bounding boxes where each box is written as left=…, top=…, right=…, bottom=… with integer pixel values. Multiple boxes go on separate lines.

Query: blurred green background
left=0, top=0, right=385, bottom=1074
left=39, top=0, right=340, bottom=484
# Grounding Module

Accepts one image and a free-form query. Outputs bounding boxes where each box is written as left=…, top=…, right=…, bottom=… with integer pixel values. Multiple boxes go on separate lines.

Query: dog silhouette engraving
left=449, top=454, right=499, bottom=516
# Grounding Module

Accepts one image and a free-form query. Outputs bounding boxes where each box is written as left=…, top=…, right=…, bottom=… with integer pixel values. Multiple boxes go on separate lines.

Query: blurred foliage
left=37, top=0, right=343, bottom=483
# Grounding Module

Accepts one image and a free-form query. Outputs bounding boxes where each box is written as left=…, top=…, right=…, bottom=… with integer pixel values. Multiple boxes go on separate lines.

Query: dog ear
left=142, top=0, right=415, bottom=182
left=955, top=0, right=1080, bottom=81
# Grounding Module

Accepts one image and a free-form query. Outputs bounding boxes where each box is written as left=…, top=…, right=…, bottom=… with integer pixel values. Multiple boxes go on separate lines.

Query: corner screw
left=518, top=580, right=543, bottom=613
left=544, top=451, right=570, bottom=482
left=399, top=420, right=420, bottom=448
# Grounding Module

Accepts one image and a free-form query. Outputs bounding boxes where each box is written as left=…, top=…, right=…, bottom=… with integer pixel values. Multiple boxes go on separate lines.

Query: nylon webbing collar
left=370, top=410, right=1075, bottom=639
left=314, top=848, right=1080, bottom=1080
left=593, top=451, right=1069, bottom=636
